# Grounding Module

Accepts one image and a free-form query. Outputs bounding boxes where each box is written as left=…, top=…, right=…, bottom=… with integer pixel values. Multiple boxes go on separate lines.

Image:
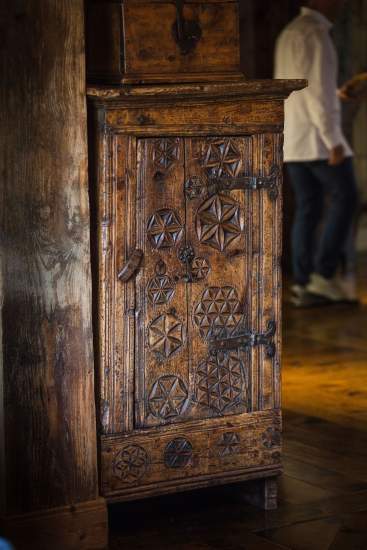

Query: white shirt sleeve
left=298, top=28, right=344, bottom=150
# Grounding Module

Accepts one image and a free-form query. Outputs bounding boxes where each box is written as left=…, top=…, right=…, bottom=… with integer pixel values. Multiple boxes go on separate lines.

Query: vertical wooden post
left=0, top=1, right=107, bottom=548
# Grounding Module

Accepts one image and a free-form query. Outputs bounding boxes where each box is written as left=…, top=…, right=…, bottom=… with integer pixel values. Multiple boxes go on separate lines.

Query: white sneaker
left=306, top=273, right=347, bottom=302
left=336, top=272, right=359, bottom=302
left=290, top=283, right=329, bottom=307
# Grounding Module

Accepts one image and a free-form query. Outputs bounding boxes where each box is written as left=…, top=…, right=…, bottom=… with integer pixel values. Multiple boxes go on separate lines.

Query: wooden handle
left=118, top=249, right=143, bottom=282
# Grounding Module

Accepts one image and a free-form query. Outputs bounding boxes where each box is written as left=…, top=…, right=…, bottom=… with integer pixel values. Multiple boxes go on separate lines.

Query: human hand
left=338, top=72, right=367, bottom=101
left=328, top=144, right=345, bottom=166
left=338, top=86, right=355, bottom=101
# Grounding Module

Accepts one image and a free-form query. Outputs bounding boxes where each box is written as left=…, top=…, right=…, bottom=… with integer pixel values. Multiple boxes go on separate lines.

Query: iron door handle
left=118, top=249, right=143, bottom=282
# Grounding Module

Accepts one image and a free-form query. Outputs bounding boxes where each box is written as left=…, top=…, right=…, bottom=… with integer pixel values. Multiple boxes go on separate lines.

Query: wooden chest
left=86, top=0, right=242, bottom=84
left=88, top=80, right=304, bottom=507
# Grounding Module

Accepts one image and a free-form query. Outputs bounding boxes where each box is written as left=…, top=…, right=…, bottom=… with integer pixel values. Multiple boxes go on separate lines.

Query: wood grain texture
left=87, top=79, right=307, bottom=100
left=0, top=498, right=107, bottom=550
left=0, top=0, right=101, bottom=518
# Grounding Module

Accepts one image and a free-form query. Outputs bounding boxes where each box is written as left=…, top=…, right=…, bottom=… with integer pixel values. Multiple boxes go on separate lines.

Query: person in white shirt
left=274, top=0, right=358, bottom=306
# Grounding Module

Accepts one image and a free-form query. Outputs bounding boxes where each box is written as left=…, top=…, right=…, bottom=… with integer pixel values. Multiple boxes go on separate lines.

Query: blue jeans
left=286, top=158, right=358, bottom=285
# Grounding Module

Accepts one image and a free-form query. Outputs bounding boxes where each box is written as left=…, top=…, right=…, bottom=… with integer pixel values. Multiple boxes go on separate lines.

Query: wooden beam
left=0, top=1, right=107, bottom=547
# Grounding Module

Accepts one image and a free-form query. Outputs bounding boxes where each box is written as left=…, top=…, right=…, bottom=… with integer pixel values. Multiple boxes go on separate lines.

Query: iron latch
left=185, top=166, right=280, bottom=201
left=208, top=166, right=280, bottom=199
left=177, top=244, right=210, bottom=283
left=209, top=320, right=276, bottom=358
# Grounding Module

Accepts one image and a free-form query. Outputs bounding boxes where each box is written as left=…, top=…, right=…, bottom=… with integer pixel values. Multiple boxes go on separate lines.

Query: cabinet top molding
left=87, top=79, right=307, bottom=102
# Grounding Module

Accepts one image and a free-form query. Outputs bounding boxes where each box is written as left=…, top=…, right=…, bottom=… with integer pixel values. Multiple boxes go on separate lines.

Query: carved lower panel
left=101, top=411, right=282, bottom=498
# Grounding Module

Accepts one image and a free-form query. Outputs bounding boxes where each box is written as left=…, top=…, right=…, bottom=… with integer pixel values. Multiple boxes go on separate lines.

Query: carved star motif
left=147, top=313, right=185, bottom=360
left=191, top=257, right=210, bottom=281
left=147, top=209, right=184, bottom=249
left=202, top=138, right=242, bottom=177
left=112, top=445, right=149, bottom=483
left=217, top=432, right=241, bottom=457
left=153, top=138, right=180, bottom=170
left=147, top=274, right=175, bottom=305
left=196, top=194, right=244, bottom=252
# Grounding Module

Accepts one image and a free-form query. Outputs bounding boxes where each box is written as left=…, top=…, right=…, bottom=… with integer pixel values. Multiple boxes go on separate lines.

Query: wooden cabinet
left=88, top=80, right=304, bottom=507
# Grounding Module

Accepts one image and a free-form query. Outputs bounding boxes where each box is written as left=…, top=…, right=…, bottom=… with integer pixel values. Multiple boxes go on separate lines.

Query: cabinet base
left=0, top=498, right=108, bottom=550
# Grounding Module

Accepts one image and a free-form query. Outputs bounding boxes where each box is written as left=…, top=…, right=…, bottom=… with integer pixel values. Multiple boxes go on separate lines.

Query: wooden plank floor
left=109, top=259, right=367, bottom=550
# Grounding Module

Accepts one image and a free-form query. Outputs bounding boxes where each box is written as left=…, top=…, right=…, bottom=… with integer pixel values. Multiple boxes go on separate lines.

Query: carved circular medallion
left=147, top=312, right=185, bottom=361
left=112, top=445, right=149, bottom=483
left=191, top=257, right=210, bottom=281
left=148, top=375, right=189, bottom=419
left=164, top=437, right=193, bottom=469
left=185, top=175, right=206, bottom=199
left=196, top=194, right=244, bottom=252
left=262, top=427, right=281, bottom=449
left=147, top=208, right=184, bottom=249
left=193, top=286, right=243, bottom=340
left=147, top=261, right=175, bottom=306
left=195, top=351, right=246, bottom=414
left=153, top=138, right=180, bottom=170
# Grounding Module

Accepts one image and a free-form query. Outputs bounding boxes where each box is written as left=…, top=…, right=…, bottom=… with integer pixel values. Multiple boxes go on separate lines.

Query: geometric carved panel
left=147, top=312, right=185, bottom=361
left=196, top=194, right=244, bottom=252
left=193, top=286, right=243, bottom=340
left=147, top=208, right=184, bottom=249
left=148, top=375, right=189, bottom=420
left=195, top=351, right=246, bottom=414
left=112, top=445, right=149, bottom=483
left=164, top=437, right=193, bottom=469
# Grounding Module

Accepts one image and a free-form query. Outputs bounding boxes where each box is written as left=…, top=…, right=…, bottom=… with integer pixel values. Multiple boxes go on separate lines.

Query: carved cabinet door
left=134, top=135, right=281, bottom=430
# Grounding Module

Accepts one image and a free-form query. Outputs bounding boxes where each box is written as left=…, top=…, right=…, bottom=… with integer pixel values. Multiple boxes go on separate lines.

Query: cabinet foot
left=242, top=476, right=278, bottom=510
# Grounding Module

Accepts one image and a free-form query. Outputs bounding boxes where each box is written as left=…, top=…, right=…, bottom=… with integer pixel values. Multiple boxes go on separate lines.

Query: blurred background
left=240, top=0, right=367, bottom=271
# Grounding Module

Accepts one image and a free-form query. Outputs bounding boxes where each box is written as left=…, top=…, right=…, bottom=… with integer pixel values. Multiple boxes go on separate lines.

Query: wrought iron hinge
left=209, top=320, right=276, bottom=358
